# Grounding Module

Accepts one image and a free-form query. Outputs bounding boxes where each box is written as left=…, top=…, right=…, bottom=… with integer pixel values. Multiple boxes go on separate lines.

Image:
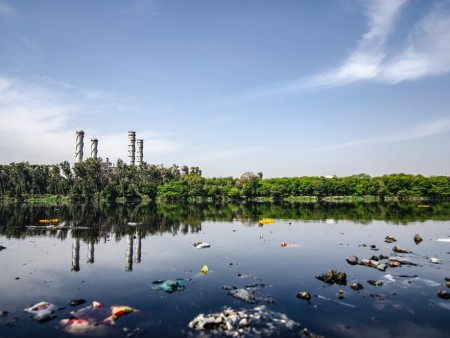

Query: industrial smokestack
left=128, top=131, right=136, bottom=166
left=75, top=130, right=84, bottom=163
left=91, top=138, right=98, bottom=159
left=137, top=139, right=143, bottom=165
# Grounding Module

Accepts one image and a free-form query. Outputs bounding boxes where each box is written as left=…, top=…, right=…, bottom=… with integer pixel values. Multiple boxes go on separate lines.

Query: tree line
left=0, top=160, right=449, bottom=202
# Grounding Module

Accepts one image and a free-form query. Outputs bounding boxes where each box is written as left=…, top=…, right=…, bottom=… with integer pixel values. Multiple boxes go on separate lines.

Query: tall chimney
left=75, top=130, right=84, bottom=163
left=128, top=131, right=136, bottom=166
left=137, top=139, right=143, bottom=165
left=91, top=138, right=98, bottom=159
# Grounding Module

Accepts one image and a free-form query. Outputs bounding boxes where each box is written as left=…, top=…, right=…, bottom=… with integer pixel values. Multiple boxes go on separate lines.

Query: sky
left=0, top=0, right=449, bottom=178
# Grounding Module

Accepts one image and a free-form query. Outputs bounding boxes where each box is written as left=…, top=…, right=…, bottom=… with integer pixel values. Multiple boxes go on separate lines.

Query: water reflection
left=1, top=201, right=450, bottom=241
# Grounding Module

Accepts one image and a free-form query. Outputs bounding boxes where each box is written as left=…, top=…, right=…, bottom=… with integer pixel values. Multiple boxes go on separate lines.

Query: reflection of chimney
left=137, top=139, right=143, bottom=165
left=87, top=240, right=94, bottom=264
left=76, top=130, right=84, bottom=163
left=125, top=234, right=133, bottom=271
left=128, top=131, right=136, bottom=166
left=135, top=235, right=141, bottom=263
left=91, top=139, right=98, bottom=159
left=72, top=238, right=80, bottom=271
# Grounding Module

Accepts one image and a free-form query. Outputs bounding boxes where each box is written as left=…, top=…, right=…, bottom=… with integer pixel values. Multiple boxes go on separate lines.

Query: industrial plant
left=75, top=130, right=144, bottom=167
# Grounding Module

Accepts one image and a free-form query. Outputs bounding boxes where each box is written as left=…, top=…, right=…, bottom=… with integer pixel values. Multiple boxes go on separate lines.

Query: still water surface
left=1, top=202, right=450, bottom=337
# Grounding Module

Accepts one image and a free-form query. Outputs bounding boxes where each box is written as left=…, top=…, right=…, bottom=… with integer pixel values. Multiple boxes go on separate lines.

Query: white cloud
left=380, top=1, right=450, bottom=83
left=244, top=0, right=450, bottom=98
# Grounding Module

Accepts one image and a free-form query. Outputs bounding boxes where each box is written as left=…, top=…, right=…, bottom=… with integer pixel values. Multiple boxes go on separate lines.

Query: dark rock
left=346, top=256, right=359, bottom=265
left=296, top=291, right=311, bottom=302
left=393, top=245, right=410, bottom=253
left=368, top=280, right=383, bottom=287
left=437, top=290, right=450, bottom=299
left=349, top=283, right=363, bottom=291
left=0, top=310, right=9, bottom=317
left=370, top=255, right=379, bottom=261
left=414, top=233, right=423, bottom=245
left=316, top=270, right=347, bottom=285
left=385, top=236, right=397, bottom=243
left=378, top=254, right=389, bottom=260
left=69, top=299, right=86, bottom=306
left=0, top=245, right=6, bottom=251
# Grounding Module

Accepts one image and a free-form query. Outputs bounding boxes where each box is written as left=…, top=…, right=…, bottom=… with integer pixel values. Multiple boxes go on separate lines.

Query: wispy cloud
left=0, top=0, right=15, bottom=17
left=301, top=118, right=450, bottom=153
left=244, top=0, right=450, bottom=98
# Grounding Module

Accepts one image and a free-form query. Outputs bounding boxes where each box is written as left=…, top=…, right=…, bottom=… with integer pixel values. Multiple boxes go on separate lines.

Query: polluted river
left=0, top=202, right=449, bottom=337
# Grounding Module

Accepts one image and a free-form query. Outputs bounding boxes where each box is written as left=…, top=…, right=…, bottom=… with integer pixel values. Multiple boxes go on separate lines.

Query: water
left=0, top=202, right=450, bottom=337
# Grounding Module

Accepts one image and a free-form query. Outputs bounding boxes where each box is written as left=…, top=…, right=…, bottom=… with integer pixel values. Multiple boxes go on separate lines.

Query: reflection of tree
left=1, top=202, right=450, bottom=241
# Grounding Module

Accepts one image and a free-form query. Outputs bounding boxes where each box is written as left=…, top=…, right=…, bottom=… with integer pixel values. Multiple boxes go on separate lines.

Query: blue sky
left=0, top=0, right=449, bottom=178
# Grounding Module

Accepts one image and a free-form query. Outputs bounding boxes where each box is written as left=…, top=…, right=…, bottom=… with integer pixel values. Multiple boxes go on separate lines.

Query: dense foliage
left=0, top=160, right=449, bottom=202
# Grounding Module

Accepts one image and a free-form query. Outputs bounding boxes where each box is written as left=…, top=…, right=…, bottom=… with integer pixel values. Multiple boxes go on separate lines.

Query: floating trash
left=258, top=218, right=274, bottom=225
left=188, top=305, right=299, bottom=337
left=201, top=265, right=209, bottom=274
left=194, top=242, right=211, bottom=249
left=436, top=238, right=450, bottom=243
left=152, top=279, right=189, bottom=293
left=280, top=242, right=297, bottom=247
left=222, top=286, right=257, bottom=304
left=127, top=222, right=140, bottom=226
left=24, top=301, right=58, bottom=322
left=39, top=219, right=59, bottom=223
left=60, top=301, right=136, bottom=336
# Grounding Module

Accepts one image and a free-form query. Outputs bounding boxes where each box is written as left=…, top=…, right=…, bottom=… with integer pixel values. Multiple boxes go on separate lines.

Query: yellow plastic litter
left=200, top=265, right=209, bottom=274
left=106, top=306, right=134, bottom=323
left=259, top=218, right=274, bottom=225
left=39, top=219, right=59, bottom=223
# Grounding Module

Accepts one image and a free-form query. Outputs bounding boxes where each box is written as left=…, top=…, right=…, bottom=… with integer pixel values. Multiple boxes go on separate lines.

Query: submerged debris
left=414, top=233, right=423, bottom=245
left=188, top=305, right=299, bottom=337
left=316, top=270, right=347, bottom=285
left=0, top=245, right=6, bottom=251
